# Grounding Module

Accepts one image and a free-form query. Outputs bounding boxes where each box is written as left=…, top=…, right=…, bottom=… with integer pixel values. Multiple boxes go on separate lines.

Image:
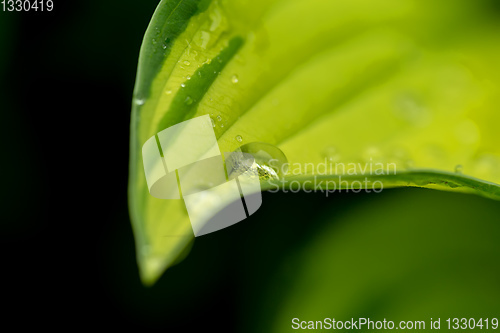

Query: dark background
left=1, top=1, right=500, bottom=331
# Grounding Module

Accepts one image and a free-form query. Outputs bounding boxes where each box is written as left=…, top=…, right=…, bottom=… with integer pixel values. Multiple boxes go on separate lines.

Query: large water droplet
left=183, top=60, right=191, bottom=66
left=239, top=142, right=288, bottom=180
left=185, top=96, right=194, bottom=105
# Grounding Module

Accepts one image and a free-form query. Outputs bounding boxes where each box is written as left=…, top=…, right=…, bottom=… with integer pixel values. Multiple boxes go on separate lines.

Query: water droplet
left=152, top=38, right=157, bottom=45
left=165, top=90, right=172, bottom=95
left=362, top=146, right=382, bottom=162
left=217, top=57, right=223, bottom=63
left=134, top=97, right=145, bottom=106
left=455, top=164, right=463, bottom=174
left=216, top=115, right=222, bottom=122
left=210, top=117, right=216, bottom=127
left=235, top=135, right=243, bottom=142
left=239, top=142, right=288, bottom=180
left=184, top=96, right=194, bottom=105
left=220, top=123, right=224, bottom=128
left=197, top=71, right=202, bottom=78
left=186, top=75, right=191, bottom=80
left=321, top=146, right=341, bottom=163
left=404, top=159, right=415, bottom=170
left=181, top=83, right=186, bottom=88
left=393, top=93, right=431, bottom=127
left=162, top=44, right=167, bottom=50
left=183, top=60, right=191, bottom=66
left=231, top=75, right=239, bottom=84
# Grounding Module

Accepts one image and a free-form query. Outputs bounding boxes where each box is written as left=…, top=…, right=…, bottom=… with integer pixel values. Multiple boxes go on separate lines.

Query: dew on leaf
left=393, top=93, right=431, bottom=127
left=134, top=97, right=145, bottom=106
left=239, top=142, right=289, bottom=180
left=231, top=75, right=239, bottom=84
left=235, top=135, right=243, bottom=142
left=321, top=146, right=341, bottom=163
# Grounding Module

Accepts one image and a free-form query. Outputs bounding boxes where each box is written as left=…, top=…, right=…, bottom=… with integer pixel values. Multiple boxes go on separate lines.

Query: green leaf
left=129, top=0, right=500, bottom=284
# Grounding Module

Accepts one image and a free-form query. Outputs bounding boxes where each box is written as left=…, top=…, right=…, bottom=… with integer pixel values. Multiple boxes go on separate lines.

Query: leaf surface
left=130, top=0, right=500, bottom=284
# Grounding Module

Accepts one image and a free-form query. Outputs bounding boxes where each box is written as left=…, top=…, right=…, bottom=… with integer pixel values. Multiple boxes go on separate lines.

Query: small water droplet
left=184, top=96, right=194, bottom=105
left=321, top=146, right=341, bottom=163
left=165, top=90, right=172, bottom=95
left=455, top=164, right=463, bottom=174
left=162, top=44, right=167, bottom=50
left=183, top=60, right=191, bottom=66
left=239, top=142, right=288, bottom=180
left=216, top=115, right=222, bottom=122
left=197, top=71, right=202, bottom=78
left=231, top=75, right=239, bottom=84
left=235, top=135, right=243, bottom=142
left=210, top=117, right=216, bottom=127
left=134, top=98, right=145, bottom=106
left=186, top=75, right=191, bottom=80
left=362, top=146, right=382, bottom=162
left=181, top=83, right=186, bottom=88
left=404, top=159, right=415, bottom=170
left=217, top=57, right=223, bottom=63
left=152, top=38, right=157, bottom=45
left=393, top=93, right=431, bottom=127
left=220, top=123, right=224, bottom=128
